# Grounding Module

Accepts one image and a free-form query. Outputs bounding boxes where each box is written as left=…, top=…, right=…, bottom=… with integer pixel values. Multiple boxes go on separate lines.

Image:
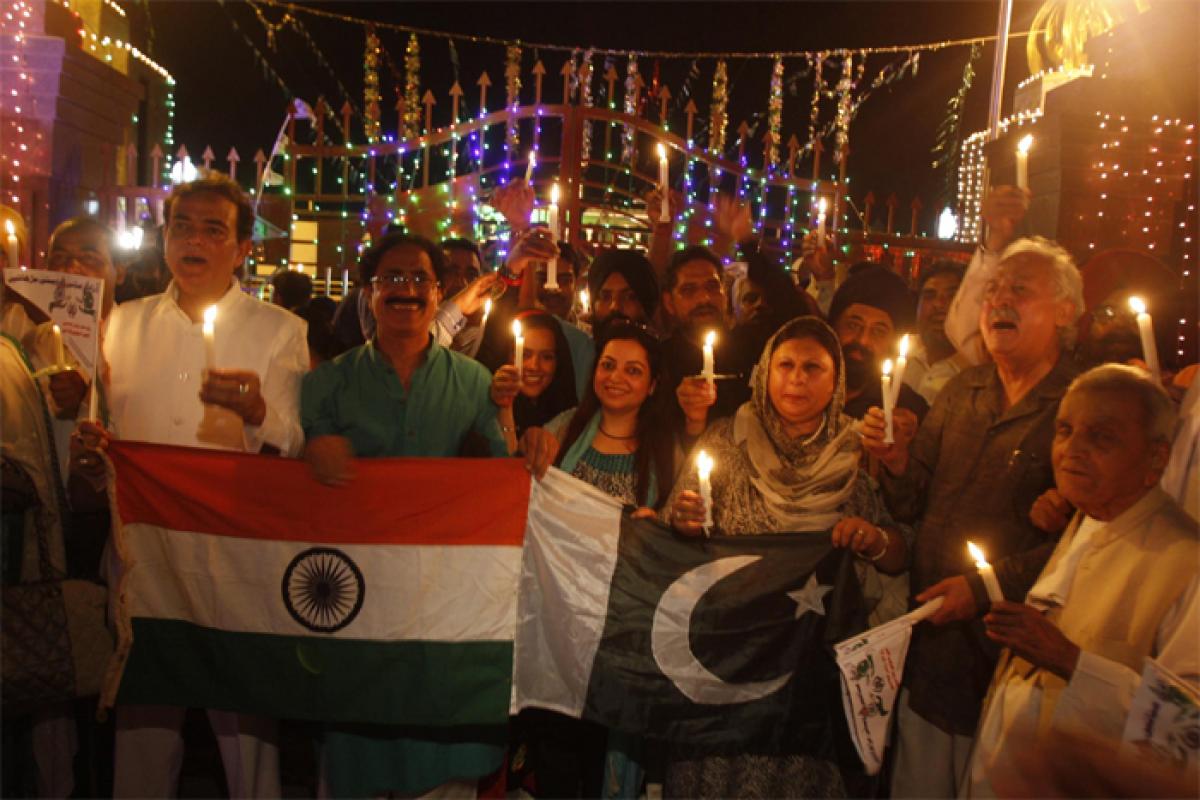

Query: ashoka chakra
left=281, top=547, right=365, bottom=633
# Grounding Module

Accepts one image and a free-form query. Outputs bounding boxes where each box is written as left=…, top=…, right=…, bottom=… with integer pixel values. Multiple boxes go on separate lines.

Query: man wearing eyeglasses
left=86, top=174, right=307, bottom=799
left=300, top=231, right=506, bottom=797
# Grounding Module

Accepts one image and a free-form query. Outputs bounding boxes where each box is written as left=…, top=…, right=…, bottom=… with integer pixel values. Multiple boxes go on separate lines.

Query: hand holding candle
left=816, top=197, right=828, bottom=248
left=657, top=143, right=670, bottom=223
left=1128, top=296, right=1161, bottom=383
left=202, top=305, right=217, bottom=371
left=696, top=450, right=714, bottom=534
left=512, top=318, right=524, bottom=382
left=967, top=541, right=1004, bottom=603
left=702, top=330, right=716, bottom=389
left=1015, top=134, right=1033, bottom=191
left=881, top=358, right=895, bottom=444
left=545, top=183, right=560, bottom=291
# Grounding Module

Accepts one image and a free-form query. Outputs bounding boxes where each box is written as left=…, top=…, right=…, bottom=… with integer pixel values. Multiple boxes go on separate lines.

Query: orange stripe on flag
left=109, top=441, right=530, bottom=547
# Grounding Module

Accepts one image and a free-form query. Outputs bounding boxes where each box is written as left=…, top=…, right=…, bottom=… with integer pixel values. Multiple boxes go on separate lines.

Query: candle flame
left=550, top=183, right=560, bottom=205
left=4, top=219, right=13, bottom=236
left=898, top=333, right=910, bottom=358
left=817, top=197, right=828, bottom=215
left=202, top=305, right=217, bottom=326
left=967, top=541, right=989, bottom=566
left=1128, top=295, right=1147, bottom=315
left=52, top=323, right=61, bottom=335
left=881, top=358, right=894, bottom=376
left=704, top=330, right=716, bottom=348
left=511, top=319, right=522, bottom=338
left=657, top=142, right=667, bottom=161
left=528, top=150, right=537, bottom=168
left=579, top=289, right=589, bottom=309
left=483, top=298, right=492, bottom=316
left=1016, top=134, right=1034, bottom=155
left=697, top=450, right=714, bottom=480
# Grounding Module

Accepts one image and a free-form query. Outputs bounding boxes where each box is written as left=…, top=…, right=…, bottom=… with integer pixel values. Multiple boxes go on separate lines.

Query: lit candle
left=657, top=142, right=670, bottom=223
left=891, top=334, right=910, bottom=404
left=881, top=358, right=895, bottom=444
left=202, top=305, right=217, bottom=371
left=1128, top=296, right=1161, bottom=383
left=52, top=324, right=66, bottom=370
left=4, top=219, right=17, bottom=269
left=88, top=278, right=105, bottom=422
left=341, top=268, right=350, bottom=296
left=512, top=318, right=524, bottom=383
left=816, top=197, right=828, bottom=248
left=481, top=297, right=492, bottom=331
left=324, top=267, right=333, bottom=296
left=1015, top=134, right=1033, bottom=191
left=702, top=330, right=716, bottom=389
left=545, top=183, right=560, bottom=291
left=967, top=541, right=1004, bottom=603
left=524, top=150, right=537, bottom=184
left=578, top=288, right=590, bottom=317
left=696, top=449, right=714, bottom=534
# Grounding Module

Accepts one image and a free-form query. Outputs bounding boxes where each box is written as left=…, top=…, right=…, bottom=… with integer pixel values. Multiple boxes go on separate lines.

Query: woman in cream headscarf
left=663, top=316, right=908, bottom=798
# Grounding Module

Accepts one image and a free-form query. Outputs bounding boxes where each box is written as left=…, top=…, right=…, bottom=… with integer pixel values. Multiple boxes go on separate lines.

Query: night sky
left=145, top=1, right=1044, bottom=232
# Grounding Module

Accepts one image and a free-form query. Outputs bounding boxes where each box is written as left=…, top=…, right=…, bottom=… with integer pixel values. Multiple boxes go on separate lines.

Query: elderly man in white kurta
left=965, top=364, right=1198, bottom=797
left=91, top=175, right=307, bottom=798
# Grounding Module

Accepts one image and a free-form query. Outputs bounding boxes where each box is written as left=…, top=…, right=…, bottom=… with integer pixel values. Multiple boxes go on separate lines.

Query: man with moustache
left=587, top=248, right=659, bottom=330
left=861, top=236, right=1084, bottom=799
left=827, top=264, right=929, bottom=423
left=302, top=231, right=506, bottom=797
left=905, top=261, right=969, bottom=405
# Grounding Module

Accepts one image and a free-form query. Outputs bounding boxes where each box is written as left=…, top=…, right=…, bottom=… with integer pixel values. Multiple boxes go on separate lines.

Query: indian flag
left=103, top=441, right=529, bottom=728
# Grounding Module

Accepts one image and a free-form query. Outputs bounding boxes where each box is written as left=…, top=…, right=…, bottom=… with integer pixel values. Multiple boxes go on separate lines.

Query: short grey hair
left=1066, top=363, right=1177, bottom=444
left=999, top=236, right=1085, bottom=348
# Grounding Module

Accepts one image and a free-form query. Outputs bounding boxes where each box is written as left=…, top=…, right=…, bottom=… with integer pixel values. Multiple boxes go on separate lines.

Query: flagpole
left=979, top=0, right=1015, bottom=245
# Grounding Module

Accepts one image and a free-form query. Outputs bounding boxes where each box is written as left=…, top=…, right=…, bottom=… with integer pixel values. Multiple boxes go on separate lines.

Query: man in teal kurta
left=302, top=233, right=505, bottom=797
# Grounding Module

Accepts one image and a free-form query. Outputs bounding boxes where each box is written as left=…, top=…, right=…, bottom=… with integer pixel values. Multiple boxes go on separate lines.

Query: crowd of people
left=1, top=171, right=1196, bottom=799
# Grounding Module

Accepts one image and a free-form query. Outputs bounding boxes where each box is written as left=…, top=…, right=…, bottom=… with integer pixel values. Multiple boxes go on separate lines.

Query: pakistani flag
left=514, top=470, right=866, bottom=754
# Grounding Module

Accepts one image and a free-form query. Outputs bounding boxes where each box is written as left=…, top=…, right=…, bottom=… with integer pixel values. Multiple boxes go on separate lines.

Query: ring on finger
left=238, top=382, right=249, bottom=395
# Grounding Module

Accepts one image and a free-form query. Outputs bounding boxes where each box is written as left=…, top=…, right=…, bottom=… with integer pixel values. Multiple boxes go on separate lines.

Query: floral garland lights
left=834, top=54, right=853, bottom=165
left=709, top=60, right=728, bottom=158
left=622, top=55, right=639, bottom=163
left=504, top=44, right=522, bottom=155
left=402, top=33, right=421, bottom=140
left=363, top=26, right=381, bottom=143
left=766, top=56, right=784, bottom=173
left=578, top=50, right=595, bottom=162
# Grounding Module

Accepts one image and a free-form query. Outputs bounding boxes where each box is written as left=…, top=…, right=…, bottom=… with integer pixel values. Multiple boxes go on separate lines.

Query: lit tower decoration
left=363, top=26, right=381, bottom=143
left=504, top=43, right=522, bottom=180
left=834, top=54, right=853, bottom=168
left=766, top=56, right=784, bottom=174
left=578, top=49, right=594, bottom=162
left=622, top=55, right=640, bottom=164
left=402, top=33, right=421, bottom=141
left=3, top=0, right=39, bottom=209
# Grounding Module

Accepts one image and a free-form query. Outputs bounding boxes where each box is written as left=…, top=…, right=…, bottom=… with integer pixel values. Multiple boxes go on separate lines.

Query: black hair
left=509, top=311, right=578, bottom=436
left=440, top=238, right=483, bottom=282
left=555, top=318, right=674, bottom=509
left=665, top=245, right=723, bottom=291
left=916, top=260, right=966, bottom=293
left=48, top=217, right=114, bottom=257
left=358, top=231, right=447, bottom=285
left=271, top=270, right=313, bottom=310
left=165, top=173, right=254, bottom=243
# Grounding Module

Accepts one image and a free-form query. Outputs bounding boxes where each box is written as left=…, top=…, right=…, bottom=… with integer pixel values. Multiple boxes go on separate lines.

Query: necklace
left=598, top=426, right=637, bottom=440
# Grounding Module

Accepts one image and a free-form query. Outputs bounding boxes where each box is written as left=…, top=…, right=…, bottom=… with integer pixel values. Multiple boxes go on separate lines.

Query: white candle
left=1015, top=134, right=1033, bottom=191
left=202, top=305, right=217, bottom=371
left=657, top=143, right=670, bottom=223
left=482, top=297, right=492, bottom=331
left=545, top=183, right=560, bottom=291
left=816, top=197, right=828, bottom=248
left=88, top=278, right=104, bottom=422
left=341, top=268, right=350, bottom=296
left=891, top=334, right=910, bottom=405
left=325, top=267, right=333, bottom=296
left=578, top=289, right=590, bottom=317
left=968, top=541, right=1004, bottom=603
left=524, top=150, right=537, bottom=184
left=702, top=330, right=716, bottom=389
left=4, top=219, right=17, bottom=269
left=1128, top=296, right=1161, bottom=383
left=52, top=324, right=66, bottom=370
left=881, top=358, right=895, bottom=444
left=697, top=449, right=714, bottom=533
left=512, top=318, right=524, bottom=383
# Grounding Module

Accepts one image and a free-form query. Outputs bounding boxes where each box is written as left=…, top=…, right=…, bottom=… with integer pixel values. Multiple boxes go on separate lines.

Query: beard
left=1084, top=329, right=1144, bottom=366
left=842, top=342, right=876, bottom=393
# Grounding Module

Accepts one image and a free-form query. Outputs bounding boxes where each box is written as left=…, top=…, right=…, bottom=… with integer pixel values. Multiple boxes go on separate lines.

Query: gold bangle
left=866, top=527, right=890, bottom=562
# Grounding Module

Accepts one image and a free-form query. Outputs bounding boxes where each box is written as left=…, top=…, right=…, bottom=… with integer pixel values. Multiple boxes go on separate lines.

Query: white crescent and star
left=650, top=555, right=832, bottom=705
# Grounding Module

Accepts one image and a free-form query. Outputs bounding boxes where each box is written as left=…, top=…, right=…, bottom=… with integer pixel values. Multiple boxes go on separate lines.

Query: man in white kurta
left=94, top=175, right=308, bottom=798
left=965, top=364, right=1199, bottom=798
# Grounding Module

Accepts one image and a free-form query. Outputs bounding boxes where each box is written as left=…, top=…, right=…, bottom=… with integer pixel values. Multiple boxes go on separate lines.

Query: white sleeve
left=1051, top=576, right=1200, bottom=740
left=243, top=316, right=308, bottom=457
left=945, top=246, right=998, bottom=367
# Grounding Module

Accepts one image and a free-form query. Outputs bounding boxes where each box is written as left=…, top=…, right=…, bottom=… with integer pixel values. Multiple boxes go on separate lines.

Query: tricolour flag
left=103, top=441, right=529, bottom=728
left=104, top=443, right=865, bottom=754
